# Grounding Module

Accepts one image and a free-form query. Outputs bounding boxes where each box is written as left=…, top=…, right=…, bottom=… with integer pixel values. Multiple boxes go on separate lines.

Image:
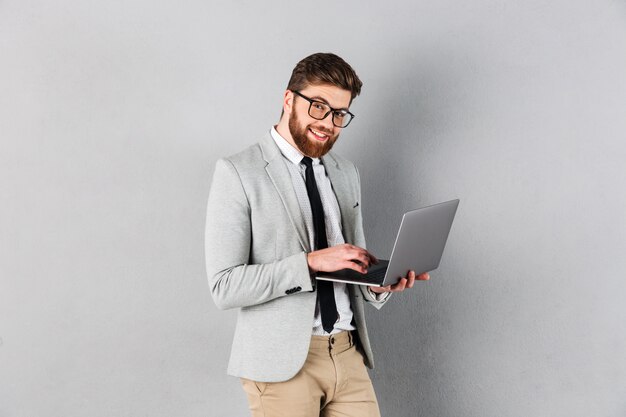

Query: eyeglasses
left=293, top=91, right=355, bottom=128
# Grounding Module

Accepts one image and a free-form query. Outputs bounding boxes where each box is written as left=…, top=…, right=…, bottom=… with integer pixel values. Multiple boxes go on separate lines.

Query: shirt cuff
left=367, top=286, right=390, bottom=302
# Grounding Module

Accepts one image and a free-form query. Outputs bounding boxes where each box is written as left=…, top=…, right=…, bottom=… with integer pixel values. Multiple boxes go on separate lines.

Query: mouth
left=308, top=127, right=331, bottom=142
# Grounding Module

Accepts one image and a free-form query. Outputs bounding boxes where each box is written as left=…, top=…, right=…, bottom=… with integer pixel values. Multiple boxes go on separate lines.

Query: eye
left=333, top=111, right=346, bottom=119
left=312, top=102, right=327, bottom=111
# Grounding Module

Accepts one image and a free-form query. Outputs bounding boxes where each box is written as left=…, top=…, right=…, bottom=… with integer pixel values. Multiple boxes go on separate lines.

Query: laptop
left=316, top=199, right=459, bottom=287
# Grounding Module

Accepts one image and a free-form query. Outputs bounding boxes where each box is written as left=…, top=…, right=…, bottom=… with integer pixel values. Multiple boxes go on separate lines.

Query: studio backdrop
left=1, top=1, right=625, bottom=416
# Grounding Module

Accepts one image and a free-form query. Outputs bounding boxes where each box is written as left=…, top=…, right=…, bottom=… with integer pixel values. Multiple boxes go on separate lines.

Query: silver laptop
left=316, top=199, right=459, bottom=287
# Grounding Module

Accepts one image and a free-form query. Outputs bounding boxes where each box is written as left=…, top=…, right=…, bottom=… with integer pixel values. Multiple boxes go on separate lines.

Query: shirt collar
left=270, top=126, right=321, bottom=166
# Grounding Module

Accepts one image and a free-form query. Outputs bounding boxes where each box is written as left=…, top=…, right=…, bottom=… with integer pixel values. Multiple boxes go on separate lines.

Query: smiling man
left=205, top=53, right=429, bottom=417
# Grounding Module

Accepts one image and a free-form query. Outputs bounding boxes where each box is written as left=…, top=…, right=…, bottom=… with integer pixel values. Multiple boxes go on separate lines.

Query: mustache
left=309, top=126, right=334, bottom=136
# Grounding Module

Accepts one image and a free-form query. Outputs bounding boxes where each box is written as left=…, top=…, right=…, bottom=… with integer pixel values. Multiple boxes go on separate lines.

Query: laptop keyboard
left=364, top=267, right=387, bottom=283
left=320, top=260, right=390, bottom=285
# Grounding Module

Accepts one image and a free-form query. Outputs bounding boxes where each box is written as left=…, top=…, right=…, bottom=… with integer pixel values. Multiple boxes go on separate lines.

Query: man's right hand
left=306, top=244, right=378, bottom=274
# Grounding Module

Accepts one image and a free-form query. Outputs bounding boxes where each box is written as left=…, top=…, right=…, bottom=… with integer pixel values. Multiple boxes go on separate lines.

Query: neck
left=275, top=117, right=298, bottom=150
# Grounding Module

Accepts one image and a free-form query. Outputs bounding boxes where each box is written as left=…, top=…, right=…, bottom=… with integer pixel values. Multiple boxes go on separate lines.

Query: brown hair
left=286, top=53, right=363, bottom=101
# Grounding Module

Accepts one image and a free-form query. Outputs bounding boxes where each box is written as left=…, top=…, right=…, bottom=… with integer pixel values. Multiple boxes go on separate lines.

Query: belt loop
left=348, top=331, right=353, bottom=347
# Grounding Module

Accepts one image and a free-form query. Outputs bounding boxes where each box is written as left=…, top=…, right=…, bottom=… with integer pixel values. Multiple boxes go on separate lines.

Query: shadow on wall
left=350, top=49, right=480, bottom=416
left=354, top=46, right=476, bottom=256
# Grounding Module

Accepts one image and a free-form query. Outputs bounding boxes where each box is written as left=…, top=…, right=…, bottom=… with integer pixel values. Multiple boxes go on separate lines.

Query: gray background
left=1, top=1, right=625, bottom=416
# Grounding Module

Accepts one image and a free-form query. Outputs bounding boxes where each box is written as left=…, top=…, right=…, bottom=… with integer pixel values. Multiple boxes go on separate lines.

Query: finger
left=367, top=251, right=379, bottom=264
left=407, top=270, right=416, bottom=288
left=359, top=253, right=372, bottom=268
left=349, top=253, right=370, bottom=268
left=337, top=246, right=365, bottom=264
left=357, top=247, right=372, bottom=260
left=347, top=247, right=368, bottom=262
left=391, top=278, right=407, bottom=292
left=368, top=285, right=383, bottom=294
left=350, top=245, right=369, bottom=257
left=344, top=260, right=368, bottom=274
left=418, top=272, right=430, bottom=281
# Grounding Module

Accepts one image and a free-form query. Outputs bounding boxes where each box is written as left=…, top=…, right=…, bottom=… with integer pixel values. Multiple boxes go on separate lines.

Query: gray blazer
left=205, top=133, right=388, bottom=383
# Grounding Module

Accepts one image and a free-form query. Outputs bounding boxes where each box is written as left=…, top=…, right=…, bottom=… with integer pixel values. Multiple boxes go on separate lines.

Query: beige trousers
left=240, top=331, right=381, bottom=417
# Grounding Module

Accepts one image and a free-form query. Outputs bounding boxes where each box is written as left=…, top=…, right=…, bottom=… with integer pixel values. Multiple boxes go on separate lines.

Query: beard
left=288, top=110, right=338, bottom=158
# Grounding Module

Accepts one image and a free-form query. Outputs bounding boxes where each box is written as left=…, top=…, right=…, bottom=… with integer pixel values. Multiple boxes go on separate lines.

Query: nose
left=318, top=112, right=335, bottom=131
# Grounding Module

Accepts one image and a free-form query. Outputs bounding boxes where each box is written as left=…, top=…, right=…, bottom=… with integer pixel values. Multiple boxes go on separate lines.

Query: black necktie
left=301, top=157, right=338, bottom=333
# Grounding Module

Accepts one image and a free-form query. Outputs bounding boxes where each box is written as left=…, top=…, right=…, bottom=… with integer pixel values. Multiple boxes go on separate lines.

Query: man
left=205, top=52, right=429, bottom=417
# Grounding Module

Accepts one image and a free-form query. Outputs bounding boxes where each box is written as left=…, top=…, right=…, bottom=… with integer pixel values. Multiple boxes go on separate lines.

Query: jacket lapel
left=260, top=133, right=311, bottom=252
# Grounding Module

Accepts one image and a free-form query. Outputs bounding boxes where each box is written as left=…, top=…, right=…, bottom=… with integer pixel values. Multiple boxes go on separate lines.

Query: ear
left=283, top=90, right=294, bottom=115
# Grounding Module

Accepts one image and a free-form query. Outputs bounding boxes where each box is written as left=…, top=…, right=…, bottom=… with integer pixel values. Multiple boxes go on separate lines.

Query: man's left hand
left=368, top=270, right=430, bottom=294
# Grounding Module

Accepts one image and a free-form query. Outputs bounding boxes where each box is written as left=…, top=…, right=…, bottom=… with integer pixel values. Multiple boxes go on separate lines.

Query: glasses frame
left=292, top=90, right=355, bottom=128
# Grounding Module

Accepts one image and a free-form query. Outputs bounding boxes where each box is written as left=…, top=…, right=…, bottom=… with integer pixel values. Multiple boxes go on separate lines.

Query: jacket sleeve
left=205, top=158, right=314, bottom=310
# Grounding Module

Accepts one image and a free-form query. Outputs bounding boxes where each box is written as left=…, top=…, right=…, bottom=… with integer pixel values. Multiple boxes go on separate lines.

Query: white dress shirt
left=270, top=127, right=356, bottom=335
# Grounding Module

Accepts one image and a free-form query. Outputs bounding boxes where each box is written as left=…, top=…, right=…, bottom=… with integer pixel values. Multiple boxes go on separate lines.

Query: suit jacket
left=205, top=132, right=388, bottom=382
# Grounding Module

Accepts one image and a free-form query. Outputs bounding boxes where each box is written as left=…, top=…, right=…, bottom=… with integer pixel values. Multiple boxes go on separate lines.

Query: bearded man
left=205, top=52, right=429, bottom=417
